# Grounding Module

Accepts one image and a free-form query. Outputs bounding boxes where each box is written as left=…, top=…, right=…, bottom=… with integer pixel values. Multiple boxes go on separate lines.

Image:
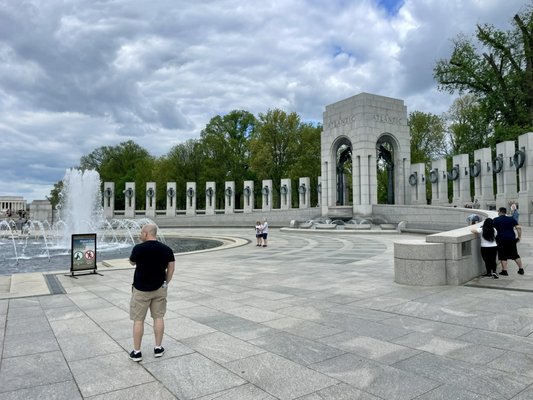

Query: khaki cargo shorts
left=130, top=286, right=167, bottom=321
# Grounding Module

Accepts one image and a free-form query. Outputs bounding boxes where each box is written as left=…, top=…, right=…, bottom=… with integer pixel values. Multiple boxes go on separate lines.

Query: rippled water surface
left=0, top=237, right=222, bottom=275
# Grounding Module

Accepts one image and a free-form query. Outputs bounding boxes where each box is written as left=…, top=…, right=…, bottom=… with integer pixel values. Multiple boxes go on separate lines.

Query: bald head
left=140, top=224, right=158, bottom=241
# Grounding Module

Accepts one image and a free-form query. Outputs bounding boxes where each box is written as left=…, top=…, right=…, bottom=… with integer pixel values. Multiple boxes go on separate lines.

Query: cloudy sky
left=0, top=0, right=529, bottom=203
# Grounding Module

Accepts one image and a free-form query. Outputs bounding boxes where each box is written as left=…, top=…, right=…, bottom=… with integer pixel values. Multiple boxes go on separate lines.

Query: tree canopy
left=71, top=109, right=322, bottom=208
left=434, top=6, right=533, bottom=141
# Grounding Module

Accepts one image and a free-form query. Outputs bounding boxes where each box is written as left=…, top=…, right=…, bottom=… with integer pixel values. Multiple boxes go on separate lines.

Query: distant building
left=0, top=196, right=27, bottom=216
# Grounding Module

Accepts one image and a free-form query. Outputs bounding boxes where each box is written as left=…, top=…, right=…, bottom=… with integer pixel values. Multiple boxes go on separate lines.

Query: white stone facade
left=321, top=93, right=410, bottom=217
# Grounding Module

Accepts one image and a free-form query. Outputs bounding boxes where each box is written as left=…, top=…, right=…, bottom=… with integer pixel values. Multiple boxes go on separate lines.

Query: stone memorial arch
left=321, top=93, right=410, bottom=217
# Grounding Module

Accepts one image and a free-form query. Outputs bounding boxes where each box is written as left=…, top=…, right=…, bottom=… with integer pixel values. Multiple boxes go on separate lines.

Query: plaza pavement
left=0, top=227, right=533, bottom=399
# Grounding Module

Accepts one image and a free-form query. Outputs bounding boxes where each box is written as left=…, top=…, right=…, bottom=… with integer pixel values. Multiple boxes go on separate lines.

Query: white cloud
left=0, top=0, right=528, bottom=201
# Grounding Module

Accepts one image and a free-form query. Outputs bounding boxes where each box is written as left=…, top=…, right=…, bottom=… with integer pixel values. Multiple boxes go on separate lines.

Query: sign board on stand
left=69, top=233, right=102, bottom=278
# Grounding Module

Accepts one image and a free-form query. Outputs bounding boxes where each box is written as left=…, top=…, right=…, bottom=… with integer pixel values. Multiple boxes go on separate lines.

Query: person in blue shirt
left=493, top=207, right=523, bottom=276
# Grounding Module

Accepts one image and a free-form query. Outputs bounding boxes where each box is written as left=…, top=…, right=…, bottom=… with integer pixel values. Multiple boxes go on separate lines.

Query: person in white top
left=255, top=220, right=263, bottom=247
left=261, top=218, right=269, bottom=247
left=471, top=217, right=499, bottom=279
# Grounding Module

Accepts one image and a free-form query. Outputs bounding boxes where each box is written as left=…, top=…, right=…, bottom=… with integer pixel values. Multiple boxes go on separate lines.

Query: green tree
left=409, top=111, right=448, bottom=165
left=409, top=111, right=448, bottom=203
left=161, top=139, right=204, bottom=209
left=250, top=109, right=301, bottom=207
left=200, top=110, right=256, bottom=208
left=434, top=7, right=533, bottom=140
left=445, top=94, right=492, bottom=155
left=79, top=141, right=154, bottom=209
left=288, top=122, right=322, bottom=206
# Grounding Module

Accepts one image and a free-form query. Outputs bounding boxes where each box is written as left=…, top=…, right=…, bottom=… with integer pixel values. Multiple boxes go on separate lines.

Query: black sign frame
left=69, top=233, right=101, bottom=278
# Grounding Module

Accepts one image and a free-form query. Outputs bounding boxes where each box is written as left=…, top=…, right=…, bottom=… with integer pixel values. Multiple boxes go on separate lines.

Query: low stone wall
left=382, top=205, right=499, bottom=286
left=372, top=204, right=491, bottom=232
left=149, top=208, right=320, bottom=228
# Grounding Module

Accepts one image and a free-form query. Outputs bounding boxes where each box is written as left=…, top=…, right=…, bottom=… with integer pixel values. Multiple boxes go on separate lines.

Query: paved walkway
left=0, top=228, right=533, bottom=399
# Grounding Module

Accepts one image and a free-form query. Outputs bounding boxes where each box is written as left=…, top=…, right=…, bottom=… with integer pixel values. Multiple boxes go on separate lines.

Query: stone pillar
left=262, top=179, right=273, bottom=211
left=518, top=132, right=533, bottom=225
left=408, top=163, right=426, bottom=205
left=472, top=148, right=493, bottom=210
left=186, top=182, right=196, bottom=216
left=205, top=182, right=215, bottom=215
left=103, top=182, right=115, bottom=218
left=430, top=159, right=448, bottom=206
left=317, top=176, right=322, bottom=207
left=124, top=182, right=135, bottom=218
left=224, top=181, right=235, bottom=214
left=145, top=182, right=156, bottom=218
left=243, top=181, right=254, bottom=213
left=495, top=141, right=518, bottom=209
left=280, top=178, right=291, bottom=210
left=352, top=151, right=375, bottom=215
left=166, top=182, right=176, bottom=216
left=451, top=154, right=470, bottom=206
left=298, top=177, right=310, bottom=208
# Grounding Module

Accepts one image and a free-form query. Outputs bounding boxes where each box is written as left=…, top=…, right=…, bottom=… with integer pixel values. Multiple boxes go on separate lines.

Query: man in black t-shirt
left=493, top=207, right=523, bottom=276
left=128, top=224, right=175, bottom=361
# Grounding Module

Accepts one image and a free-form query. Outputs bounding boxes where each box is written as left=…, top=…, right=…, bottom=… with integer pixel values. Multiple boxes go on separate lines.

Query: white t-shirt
left=475, top=227, right=497, bottom=247
left=262, top=221, right=269, bottom=234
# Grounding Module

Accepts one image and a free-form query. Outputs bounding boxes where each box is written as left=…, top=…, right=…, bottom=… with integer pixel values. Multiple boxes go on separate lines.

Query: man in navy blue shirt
left=493, top=207, right=523, bottom=276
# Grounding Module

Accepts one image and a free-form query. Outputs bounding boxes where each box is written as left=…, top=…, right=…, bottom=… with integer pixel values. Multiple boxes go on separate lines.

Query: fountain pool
left=0, top=169, right=223, bottom=275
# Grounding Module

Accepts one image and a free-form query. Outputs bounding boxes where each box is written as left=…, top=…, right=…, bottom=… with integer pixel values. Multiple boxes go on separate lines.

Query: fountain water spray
left=56, top=169, right=105, bottom=247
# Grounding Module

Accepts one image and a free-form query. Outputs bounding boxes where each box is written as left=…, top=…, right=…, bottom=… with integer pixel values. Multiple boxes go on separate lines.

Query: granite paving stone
left=83, top=306, right=130, bottom=324
left=144, top=352, right=246, bottom=400
left=97, top=318, right=135, bottom=340
left=6, top=305, right=44, bottom=320
left=38, top=294, right=77, bottom=309
left=56, top=330, right=123, bottom=361
left=2, top=330, right=59, bottom=358
left=262, top=316, right=343, bottom=340
left=181, top=331, right=265, bottom=363
left=202, top=315, right=277, bottom=340
left=249, top=332, right=345, bottom=365
left=2, top=227, right=533, bottom=399
left=49, top=315, right=102, bottom=337
left=511, top=385, right=533, bottom=400
left=316, top=315, right=412, bottom=341
left=311, top=353, right=440, bottom=400
left=295, top=382, right=381, bottom=399
left=391, top=331, right=506, bottom=364
left=412, top=384, right=489, bottom=400
left=457, top=329, right=533, bottom=354
left=44, top=305, right=85, bottom=321
left=69, top=352, right=154, bottom=397
left=380, top=315, right=473, bottom=338
left=318, top=335, right=420, bottom=365
left=84, top=381, right=176, bottom=400
left=486, top=351, right=533, bottom=378
left=225, top=352, right=339, bottom=400
left=195, top=383, right=278, bottom=400
left=5, top=315, right=51, bottom=336
left=225, top=305, right=285, bottom=323
left=163, top=316, right=217, bottom=340
left=0, top=380, right=82, bottom=400
left=0, top=351, right=73, bottom=393
left=394, top=352, right=533, bottom=399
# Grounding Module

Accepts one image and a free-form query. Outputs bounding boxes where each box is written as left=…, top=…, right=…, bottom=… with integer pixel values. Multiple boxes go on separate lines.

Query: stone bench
left=315, top=224, right=337, bottom=230
left=344, top=224, right=371, bottom=230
